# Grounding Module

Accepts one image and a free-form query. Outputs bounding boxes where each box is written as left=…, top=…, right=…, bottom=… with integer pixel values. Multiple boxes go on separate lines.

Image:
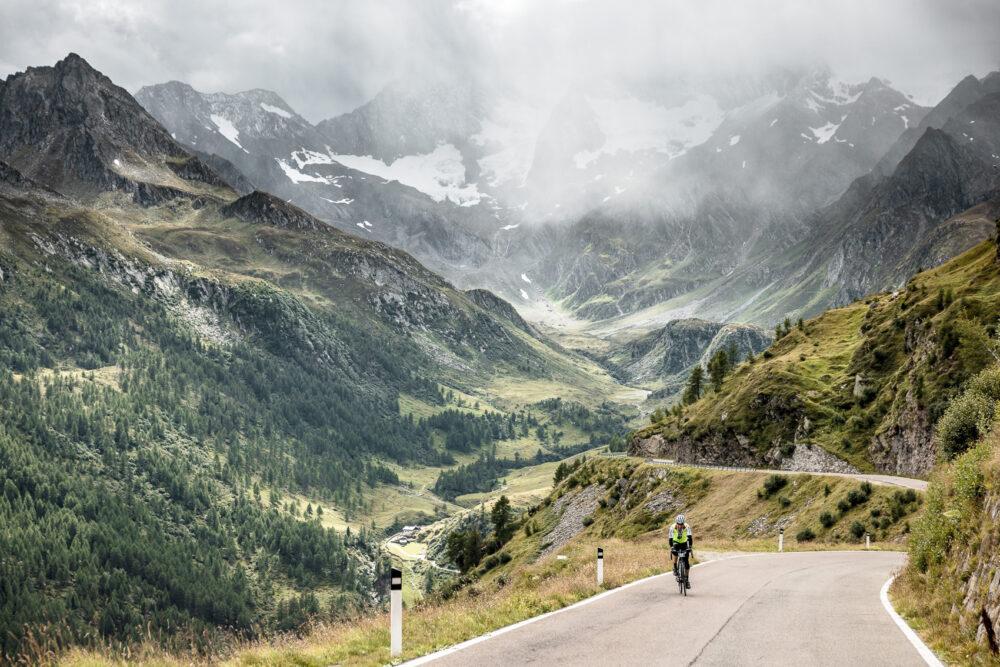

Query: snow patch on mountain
left=275, top=158, right=328, bottom=184
left=260, top=102, right=292, bottom=119
left=809, top=115, right=846, bottom=144
left=330, top=144, right=482, bottom=206
left=210, top=114, right=247, bottom=152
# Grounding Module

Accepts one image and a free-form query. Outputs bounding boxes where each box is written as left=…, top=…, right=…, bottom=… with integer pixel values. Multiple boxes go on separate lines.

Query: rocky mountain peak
left=220, top=190, right=320, bottom=230
left=0, top=53, right=228, bottom=198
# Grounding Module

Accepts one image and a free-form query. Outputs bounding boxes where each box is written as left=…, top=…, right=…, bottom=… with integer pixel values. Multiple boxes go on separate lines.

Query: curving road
left=634, top=457, right=929, bottom=491
left=408, top=551, right=930, bottom=666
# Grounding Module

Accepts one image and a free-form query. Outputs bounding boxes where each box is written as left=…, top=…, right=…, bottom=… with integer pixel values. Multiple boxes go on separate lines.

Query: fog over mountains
left=133, top=63, right=1000, bottom=331
left=5, top=1, right=999, bottom=334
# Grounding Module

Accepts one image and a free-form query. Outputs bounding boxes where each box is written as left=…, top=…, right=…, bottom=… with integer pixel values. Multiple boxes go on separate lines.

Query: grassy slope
left=92, top=188, right=644, bottom=510
left=96, top=196, right=635, bottom=404
left=74, top=458, right=924, bottom=665
left=891, top=430, right=1000, bottom=665
left=634, top=239, right=1000, bottom=474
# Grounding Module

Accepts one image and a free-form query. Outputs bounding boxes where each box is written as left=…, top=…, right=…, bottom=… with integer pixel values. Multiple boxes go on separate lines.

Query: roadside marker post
left=390, top=567, right=402, bottom=657
left=597, top=547, right=604, bottom=585
left=779, top=528, right=783, bottom=553
left=866, top=533, right=870, bottom=550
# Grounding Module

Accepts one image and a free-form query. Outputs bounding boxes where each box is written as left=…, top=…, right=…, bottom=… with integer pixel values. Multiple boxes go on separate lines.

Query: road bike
left=673, top=547, right=691, bottom=596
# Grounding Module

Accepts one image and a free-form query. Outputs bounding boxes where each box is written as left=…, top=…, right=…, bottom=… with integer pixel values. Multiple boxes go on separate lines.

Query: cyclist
left=669, top=514, right=693, bottom=589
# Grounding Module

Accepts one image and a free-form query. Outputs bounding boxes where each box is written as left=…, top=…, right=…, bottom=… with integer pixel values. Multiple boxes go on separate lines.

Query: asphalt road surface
left=414, top=551, right=926, bottom=666
left=637, top=457, right=928, bottom=492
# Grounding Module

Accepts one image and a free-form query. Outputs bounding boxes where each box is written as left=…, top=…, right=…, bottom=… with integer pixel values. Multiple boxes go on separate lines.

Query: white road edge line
left=401, top=553, right=762, bottom=665
left=880, top=575, right=945, bottom=667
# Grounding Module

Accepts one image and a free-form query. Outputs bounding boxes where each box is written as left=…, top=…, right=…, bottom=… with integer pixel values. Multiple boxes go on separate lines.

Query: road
left=410, top=551, right=928, bottom=666
left=632, top=456, right=928, bottom=491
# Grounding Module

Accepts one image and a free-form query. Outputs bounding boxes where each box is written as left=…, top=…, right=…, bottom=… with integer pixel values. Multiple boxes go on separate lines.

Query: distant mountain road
left=835, top=472, right=927, bottom=491
left=626, top=455, right=929, bottom=491
left=409, top=551, right=932, bottom=666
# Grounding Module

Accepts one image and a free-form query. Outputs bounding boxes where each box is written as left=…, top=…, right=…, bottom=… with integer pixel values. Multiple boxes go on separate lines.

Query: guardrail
left=645, top=458, right=760, bottom=473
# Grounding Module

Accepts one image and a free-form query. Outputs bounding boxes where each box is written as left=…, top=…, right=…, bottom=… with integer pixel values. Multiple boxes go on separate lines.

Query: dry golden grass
left=61, top=534, right=673, bottom=667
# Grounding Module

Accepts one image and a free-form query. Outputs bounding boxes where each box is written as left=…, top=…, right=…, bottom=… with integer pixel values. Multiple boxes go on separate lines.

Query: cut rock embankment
left=539, top=484, right=603, bottom=560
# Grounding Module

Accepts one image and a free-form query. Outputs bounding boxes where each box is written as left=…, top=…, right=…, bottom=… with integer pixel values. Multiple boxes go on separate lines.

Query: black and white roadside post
left=597, top=547, right=604, bottom=585
left=779, top=527, right=784, bottom=553
left=866, top=532, right=870, bottom=550
left=390, top=567, right=402, bottom=657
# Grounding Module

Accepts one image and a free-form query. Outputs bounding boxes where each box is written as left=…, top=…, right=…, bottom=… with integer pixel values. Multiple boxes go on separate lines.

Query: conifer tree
left=683, top=365, right=704, bottom=404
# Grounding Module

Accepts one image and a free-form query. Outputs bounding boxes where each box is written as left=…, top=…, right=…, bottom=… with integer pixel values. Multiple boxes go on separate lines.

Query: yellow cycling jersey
left=669, top=523, right=691, bottom=543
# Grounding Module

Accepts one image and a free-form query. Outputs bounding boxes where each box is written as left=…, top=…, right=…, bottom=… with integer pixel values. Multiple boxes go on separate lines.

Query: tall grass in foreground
left=890, top=429, right=1000, bottom=666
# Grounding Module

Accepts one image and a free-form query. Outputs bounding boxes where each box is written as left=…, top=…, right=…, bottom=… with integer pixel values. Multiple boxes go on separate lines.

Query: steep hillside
left=673, top=72, right=927, bottom=213
left=315, top=77, right=484, bottom=163
left=892, top=365, right=1000, bottom=664
left=631, top=231, right=1000, bottom=476
left=874, top=71, right=1000, bottom=177
left=721, top=75, right=1000, bottom=325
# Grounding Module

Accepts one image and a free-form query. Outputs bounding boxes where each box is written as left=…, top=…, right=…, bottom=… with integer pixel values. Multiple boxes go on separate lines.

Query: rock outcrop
left=0, top=53, right=229, bottom=199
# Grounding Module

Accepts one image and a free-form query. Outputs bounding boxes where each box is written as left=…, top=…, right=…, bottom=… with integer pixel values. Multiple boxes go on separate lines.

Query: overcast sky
left=1, top=0, right=998, bottom=122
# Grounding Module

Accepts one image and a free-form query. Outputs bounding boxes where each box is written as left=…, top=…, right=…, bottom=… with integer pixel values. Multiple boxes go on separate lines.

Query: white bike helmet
left=676, top=514, right=686, bottom=525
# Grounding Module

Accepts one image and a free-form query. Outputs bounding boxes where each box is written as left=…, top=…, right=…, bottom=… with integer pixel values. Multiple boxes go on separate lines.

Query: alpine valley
left=1, top=46, right=1000, bottom=664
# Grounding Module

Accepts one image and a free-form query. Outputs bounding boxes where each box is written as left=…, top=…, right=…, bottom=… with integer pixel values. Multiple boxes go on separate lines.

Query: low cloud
left=1, top=0, right=998, bottom=121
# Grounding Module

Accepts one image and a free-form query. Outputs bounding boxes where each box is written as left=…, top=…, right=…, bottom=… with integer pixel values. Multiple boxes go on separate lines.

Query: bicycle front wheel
left=677, top=560, right=686, bottom=596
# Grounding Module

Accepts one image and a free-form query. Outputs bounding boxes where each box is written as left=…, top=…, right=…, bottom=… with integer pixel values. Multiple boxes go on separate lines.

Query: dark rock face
left=0, top=53, right=228, bottom=202
left=0, top=160, right=33, bottom=188
left=221, top=191, right=319, bottom=230
left=814, top=113, right=1000, bottom=306
left=874, top=72, right=1000, bottom=177
left=464, top=288, right=535, bottom=335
